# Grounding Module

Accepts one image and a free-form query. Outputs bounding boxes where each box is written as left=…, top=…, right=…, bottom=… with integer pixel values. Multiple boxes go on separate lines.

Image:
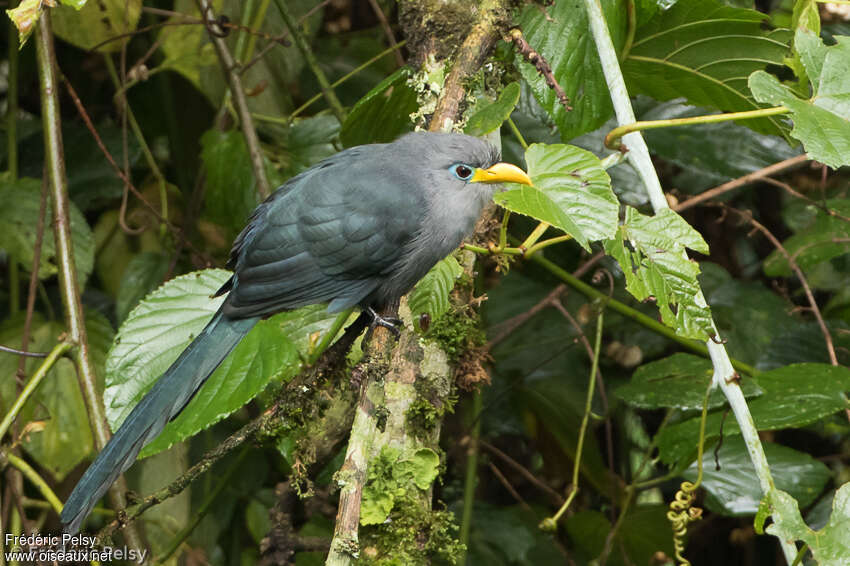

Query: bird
left=60, top=131, right=532, bottom=534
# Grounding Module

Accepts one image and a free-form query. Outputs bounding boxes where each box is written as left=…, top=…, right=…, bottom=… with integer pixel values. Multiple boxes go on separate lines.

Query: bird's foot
left=366, top=307, right=402, bottom=338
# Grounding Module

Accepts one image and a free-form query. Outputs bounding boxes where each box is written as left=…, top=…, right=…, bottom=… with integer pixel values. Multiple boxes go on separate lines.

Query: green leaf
left=615, top=353, right=762, bottom=411
left=683, top=437, right=831, bottom=516
left=566, top=505, right=674, bottom=566
left=116, top=252, right=170, bottom=323
left=0, top=177, right=94, bottom=289
left=200, top=129, right=262, bottom=236
left=104, top=269, right=301, bottom=458
left=6, top=0, right=46, bottom=46
left=0, top=312, right=112, bottom=480
left=51, top=0, right=141, bottom=52
left=340, top=67, right=418, bottom=147
left=657, top=363, right=850, bottom=466
left=763, top=199, right=850, bottom=277
left=623, top=0, right=791, bottom=137
left=464, top=82, right=521, bottom=137
left=749, top=31, right=850, bottom=168
left=516, top=0, right=626, bottom=140
left=766, top=484, right=850, bottom=566
left=604, top=207, right=713, bottom=340
left=494, top=143, right=618, bottom=250
left=408, top=255, right=463, bottom=329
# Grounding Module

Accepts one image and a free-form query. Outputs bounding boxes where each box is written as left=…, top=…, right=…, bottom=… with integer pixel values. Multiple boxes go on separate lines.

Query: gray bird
left=60, top=131, right=532, bottom=534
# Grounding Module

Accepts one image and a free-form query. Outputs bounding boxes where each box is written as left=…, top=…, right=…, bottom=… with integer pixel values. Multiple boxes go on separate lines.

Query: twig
left=198, top=0, right=272, bottom=198
left=155, top=450, right=249, bottom=563
left=35, top=12, right=145, bottom=551
left=0, top=345, right=46, bottom=358
left=504, top=28, right=571, bottom=110
left=761, top=177, right=850, bottom=224
left=0, top=341, right=72, bottom=442
left=273, top=0, right=346, bottom=125
left=16, top=176, right=50, bottom=391
left=721, top=205, right=838, bottom=366
left=480, top=440, right=564, bottom=506
left=488, top=461, right=532, bottom=511
left=674, top=155, right=810, bottom=212
left=366, top=0, right=405, bottom=67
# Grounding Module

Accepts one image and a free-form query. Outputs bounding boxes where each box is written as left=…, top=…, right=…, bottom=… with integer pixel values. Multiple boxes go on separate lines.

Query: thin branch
left=504, top=28, right=571, bottom=110
left=488, top=461, right=532, bottom=511
left=480, top=440, right=564, bottom=506
left=273, top=0, right=346, bottom=124
left=34, top=13, right=145, bottom=550
left=721, top=205, right=838, bottom=366
left=366, top=0, right=405, bottom=67
left=674, top=155, right=810, bottom=213
left=198, top=0, right=272, bottom=198
left=761, top=177, right=850, bottom=224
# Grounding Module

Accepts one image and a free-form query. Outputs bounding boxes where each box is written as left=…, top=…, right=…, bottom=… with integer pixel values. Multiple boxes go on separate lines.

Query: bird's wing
left=220, top=148, right=423, bottom=318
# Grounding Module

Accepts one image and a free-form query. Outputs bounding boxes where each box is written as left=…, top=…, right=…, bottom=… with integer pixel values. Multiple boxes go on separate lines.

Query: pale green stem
left=604, top=106, right=790, bottom=150
left=457, top=392, right=482, bottom=565
left=583, top=0, right=796, bottom=562
left=308, top=309, right=353, bottom=365
left=274, top=0, right=346, bottom=123
left=506, top=116, right=528, bottom=150
left=4, top=453, right=63, bottom=514
left=0, top=341, right=73, bottom=442
left=548, top=310, right=604, bottom=525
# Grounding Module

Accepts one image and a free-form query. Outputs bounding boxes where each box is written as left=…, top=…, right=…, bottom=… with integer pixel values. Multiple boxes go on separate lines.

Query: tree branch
left=198, top=0, right=272, bottom=199
left=34, top=12, right=145, bottom=551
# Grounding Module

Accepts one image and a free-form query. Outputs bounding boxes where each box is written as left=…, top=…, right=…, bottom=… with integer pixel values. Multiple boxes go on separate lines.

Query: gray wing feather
left=221, top=145, right=423, bottom=318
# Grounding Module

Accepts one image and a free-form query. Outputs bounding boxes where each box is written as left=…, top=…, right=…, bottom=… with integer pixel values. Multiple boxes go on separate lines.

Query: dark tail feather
left=61, top=308, right=258, bottom=534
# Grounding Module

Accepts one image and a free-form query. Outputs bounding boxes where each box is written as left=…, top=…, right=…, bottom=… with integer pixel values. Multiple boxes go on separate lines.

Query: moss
left=424, top=307, right=485, bottom=363
left=405, top=378, right=456, bottom=440
left=359, top=500, right=465, bottom=566
left=372, top=404, right=390, bottom=433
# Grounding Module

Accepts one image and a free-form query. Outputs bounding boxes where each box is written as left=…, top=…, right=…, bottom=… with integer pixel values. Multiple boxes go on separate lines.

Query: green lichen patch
left=361, top=446, right=440, bottom=526
left=359, top=500, right=465, bottom=566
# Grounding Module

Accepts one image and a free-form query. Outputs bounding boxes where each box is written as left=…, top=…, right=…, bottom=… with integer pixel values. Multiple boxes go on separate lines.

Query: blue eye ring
left=450, top=163, right=475, bottom=181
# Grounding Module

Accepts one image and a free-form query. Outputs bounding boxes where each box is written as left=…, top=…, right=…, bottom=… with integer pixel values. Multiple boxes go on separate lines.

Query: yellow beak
left=470, top=162, right=533, bottom=186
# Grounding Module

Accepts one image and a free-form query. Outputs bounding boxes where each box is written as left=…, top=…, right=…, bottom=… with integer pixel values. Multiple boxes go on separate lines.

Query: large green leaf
left=615, top=353, right=762, bottom=411
left=623, top=0, right=791, bottom=137
left=749, top=30, right=850, bottom=168
left=408, top=255, right=463, bottom=329
left=494, top=143, right=618, bottom=250
left=657, top=363, right=850, bottom=466
left=604, top=207, right=713, bottom=340
left=515, top=0, right=626, bottom=140
left=683, top=437, right=831, bottom=516
left=104, top=269, right=300, bottom=458
left=340, top=67, right=418, bottom=147
left=766, top=483, right=850, bottom=566
left=0, top=177, right=94, bottom=289
left=51, top=0, right=141, bottom=52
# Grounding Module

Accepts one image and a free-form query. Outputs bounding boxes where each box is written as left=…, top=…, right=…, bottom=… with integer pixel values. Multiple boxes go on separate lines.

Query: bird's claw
left=366, top=307, right=402, bottom=338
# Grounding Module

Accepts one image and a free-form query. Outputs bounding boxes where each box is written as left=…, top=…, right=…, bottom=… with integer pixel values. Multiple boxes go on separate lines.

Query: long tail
left=61, top=308, right=258, bottom=534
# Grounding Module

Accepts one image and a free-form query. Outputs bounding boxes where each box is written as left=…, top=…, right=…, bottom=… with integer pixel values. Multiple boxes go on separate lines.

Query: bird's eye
left=451, top=164, right=474, bottom=181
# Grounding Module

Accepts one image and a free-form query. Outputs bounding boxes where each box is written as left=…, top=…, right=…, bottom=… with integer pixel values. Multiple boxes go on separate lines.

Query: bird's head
left=393, top=132, right=532, bottom=198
